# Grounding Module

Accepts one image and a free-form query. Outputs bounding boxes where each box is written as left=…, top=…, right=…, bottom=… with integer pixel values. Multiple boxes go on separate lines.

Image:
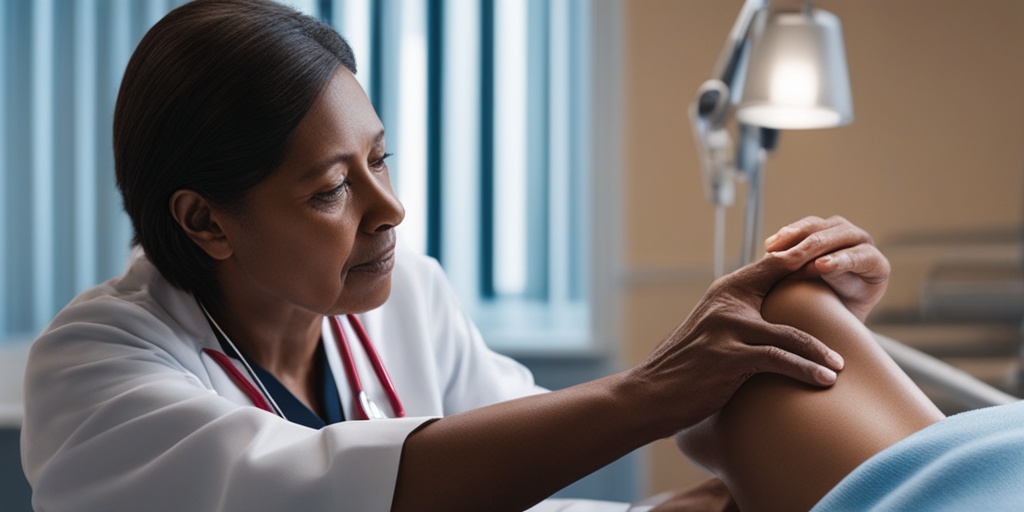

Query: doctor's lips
left=348, top=244, right=396, bottom=275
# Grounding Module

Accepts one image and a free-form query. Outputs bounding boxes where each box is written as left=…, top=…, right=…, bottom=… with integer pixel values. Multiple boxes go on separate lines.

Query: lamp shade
left=736, top=7, right=853, bottom=129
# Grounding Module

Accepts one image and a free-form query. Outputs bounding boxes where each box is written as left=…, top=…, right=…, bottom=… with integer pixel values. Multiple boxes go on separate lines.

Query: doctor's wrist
left=614, top=369, right=684, bottom=440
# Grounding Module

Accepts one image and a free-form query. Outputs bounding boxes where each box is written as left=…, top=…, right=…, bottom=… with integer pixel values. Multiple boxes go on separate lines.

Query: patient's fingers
left=783, top=242, right=891, bottom=322
left=761, top=216, right=890, bottom=321
left=814, top=244, right=890, bottom=284
left=768, top=219, right=873, bottom=266
left=764, top=215, right=842, bottom=252
left=786, top=243, right=887, bottom=280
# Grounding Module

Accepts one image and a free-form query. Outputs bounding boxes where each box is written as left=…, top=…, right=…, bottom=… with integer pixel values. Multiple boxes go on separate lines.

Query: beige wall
left=621, top=0, right=1024, bottom=495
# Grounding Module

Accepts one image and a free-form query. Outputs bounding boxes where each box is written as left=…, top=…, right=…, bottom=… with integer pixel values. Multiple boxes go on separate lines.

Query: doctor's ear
left=169, top=190, right=233, bottom=261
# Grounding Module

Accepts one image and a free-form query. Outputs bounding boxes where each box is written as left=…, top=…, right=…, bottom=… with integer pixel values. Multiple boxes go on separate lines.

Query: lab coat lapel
left=198, top=349, right=267, bottom=409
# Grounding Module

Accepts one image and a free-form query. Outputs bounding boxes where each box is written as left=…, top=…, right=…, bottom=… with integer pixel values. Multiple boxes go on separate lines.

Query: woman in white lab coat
left=20, top=1, right=891, bottom=510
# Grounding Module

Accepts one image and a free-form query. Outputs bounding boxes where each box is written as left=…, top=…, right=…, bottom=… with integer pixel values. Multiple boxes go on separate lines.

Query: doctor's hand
left=764, top=215, right=890, bottom=322
left=629, top=250, right=845, bottom=432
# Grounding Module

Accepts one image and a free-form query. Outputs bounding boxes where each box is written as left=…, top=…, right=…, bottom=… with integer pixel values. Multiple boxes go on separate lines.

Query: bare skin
left=674, top=280, right=945, bottom=512
left=171, top=69, right=404, bottom=414
left=394, top=215, right=898, bottom=511
left=390, top=256, right=844, bottom=512
left=172, top=65, right=891, bottom=510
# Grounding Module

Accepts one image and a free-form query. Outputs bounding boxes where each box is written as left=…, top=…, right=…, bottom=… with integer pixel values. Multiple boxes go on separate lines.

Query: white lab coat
left=21, top=245, right=581, bottom=512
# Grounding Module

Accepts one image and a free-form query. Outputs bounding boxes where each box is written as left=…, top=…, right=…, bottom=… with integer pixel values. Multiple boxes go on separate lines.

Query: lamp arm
left=712, top=0, right=768, bottom=86
left=689, top=0, right=767, bottom=207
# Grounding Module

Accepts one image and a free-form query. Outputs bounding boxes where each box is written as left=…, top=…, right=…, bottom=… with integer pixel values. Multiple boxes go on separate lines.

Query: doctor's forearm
left=392, top=372, right=663, bottom=511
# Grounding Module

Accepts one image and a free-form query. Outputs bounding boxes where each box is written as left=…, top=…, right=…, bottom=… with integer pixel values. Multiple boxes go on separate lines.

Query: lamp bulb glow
left=770, top=59, right=818, bottom=107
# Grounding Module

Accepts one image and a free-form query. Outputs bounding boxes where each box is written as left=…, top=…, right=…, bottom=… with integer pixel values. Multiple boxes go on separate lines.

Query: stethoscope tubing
left=201, top=302, right=286, bottom=417
left=333, top=314, right=405, bottom=419
left=201, top=306, right=404, bottom=421
left=203, top=348, right=276, bottom=414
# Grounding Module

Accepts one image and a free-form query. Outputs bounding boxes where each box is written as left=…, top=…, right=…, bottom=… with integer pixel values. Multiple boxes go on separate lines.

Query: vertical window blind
left=1, top=0, right=188, bottom=341
left=1, top=0, right=620, bottom=354
left=331, top=0, right=601, bottom=351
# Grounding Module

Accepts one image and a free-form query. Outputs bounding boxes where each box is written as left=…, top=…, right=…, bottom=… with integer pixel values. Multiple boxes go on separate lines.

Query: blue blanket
left=812, top=399, right=1024, bottom=511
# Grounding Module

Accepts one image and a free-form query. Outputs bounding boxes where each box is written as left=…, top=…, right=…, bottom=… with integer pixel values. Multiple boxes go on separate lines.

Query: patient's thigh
left=676, top=280, right=943, bottom=512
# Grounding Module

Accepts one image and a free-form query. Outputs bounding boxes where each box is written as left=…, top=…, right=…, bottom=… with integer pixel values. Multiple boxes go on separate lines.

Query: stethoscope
left=200, top=303, right=405, bottom=421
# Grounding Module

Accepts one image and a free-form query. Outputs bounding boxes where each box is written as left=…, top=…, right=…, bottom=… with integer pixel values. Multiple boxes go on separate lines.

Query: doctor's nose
left=360, top=175, right=405, bottom=234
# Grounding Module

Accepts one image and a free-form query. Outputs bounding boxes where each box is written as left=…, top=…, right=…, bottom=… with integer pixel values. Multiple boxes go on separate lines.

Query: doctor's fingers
left=739, top=320, right=843, bottom=387
left=691, top=259, right=842, bottom=375
left=672, top=299, right=842, bottom=383
left=714, top=249, right=808, bottom=298
left=633, top=296, right=838, bottom=428
left=764, top=215, right=872, bottom=256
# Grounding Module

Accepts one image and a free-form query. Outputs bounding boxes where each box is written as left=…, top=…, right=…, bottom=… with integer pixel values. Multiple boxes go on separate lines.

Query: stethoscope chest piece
left=359, top=391, right=387, bottom=420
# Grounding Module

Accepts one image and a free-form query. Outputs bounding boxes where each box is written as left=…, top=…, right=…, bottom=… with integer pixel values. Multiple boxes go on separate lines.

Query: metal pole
left=741, top=148, right=766, bottom=266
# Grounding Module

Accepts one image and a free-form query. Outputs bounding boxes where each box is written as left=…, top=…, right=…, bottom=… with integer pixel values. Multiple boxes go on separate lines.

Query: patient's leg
left=675, top=279, right=944, bottom=512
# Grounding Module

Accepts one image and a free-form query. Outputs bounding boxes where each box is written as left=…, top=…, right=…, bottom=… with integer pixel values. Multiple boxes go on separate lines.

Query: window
left=332, top=0, right=619, bottom=353
left=0, top=0, right=623, bottom=355
left=0, top=0, right=184, bottom=342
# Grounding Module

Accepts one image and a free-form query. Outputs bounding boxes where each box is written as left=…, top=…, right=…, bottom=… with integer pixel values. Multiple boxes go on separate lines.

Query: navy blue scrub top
left=212, top=329, right=345, bottom=428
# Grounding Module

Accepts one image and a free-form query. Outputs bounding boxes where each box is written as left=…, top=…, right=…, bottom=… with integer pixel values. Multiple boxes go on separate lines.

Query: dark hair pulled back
left=114, top=0, right=356, bottom=305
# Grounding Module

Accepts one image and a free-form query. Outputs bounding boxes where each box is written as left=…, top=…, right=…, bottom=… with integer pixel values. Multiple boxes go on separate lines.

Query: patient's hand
left=764, top=215, right=890, bottom=322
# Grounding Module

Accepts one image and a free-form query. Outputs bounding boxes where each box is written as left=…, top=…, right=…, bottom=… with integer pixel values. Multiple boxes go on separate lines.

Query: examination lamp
left=690, top=0, right=852, bottom=277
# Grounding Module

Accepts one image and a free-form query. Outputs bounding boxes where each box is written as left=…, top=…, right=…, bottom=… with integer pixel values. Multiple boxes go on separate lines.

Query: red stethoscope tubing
left=204, top=314, right=405, bottom=420
left=331, top=314, right=406, bottom=420
left=204, top=349, right=275, bottom=414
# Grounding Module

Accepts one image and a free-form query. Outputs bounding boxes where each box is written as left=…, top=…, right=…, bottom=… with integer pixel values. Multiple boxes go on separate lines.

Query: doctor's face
left=219, top=67, right=405, bottom=315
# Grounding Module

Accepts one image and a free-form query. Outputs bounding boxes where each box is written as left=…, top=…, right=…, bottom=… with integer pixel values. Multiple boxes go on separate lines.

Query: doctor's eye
left=312, top=180, right=349, bottom=204
left=371, top=152, right=393, bottom=171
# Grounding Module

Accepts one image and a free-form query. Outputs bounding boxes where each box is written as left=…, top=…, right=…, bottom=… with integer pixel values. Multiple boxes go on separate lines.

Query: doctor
left=21, top=0, right=890, bottom=510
